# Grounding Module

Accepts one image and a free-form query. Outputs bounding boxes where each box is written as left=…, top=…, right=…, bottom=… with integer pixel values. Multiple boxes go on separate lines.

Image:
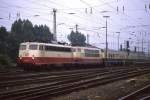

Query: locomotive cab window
left=29, top=44, right=38, bottom=50
left=19, top=45, right=26, bottom=50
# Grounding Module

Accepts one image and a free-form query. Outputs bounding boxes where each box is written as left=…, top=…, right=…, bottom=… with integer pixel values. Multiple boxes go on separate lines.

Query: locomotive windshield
left=29, top=44, right=38, bottom=50
left=19, top=45, right=26, bottom=50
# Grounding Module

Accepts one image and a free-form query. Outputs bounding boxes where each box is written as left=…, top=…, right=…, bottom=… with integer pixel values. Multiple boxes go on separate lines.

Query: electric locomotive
left=17, top=42, right=149, bottom=69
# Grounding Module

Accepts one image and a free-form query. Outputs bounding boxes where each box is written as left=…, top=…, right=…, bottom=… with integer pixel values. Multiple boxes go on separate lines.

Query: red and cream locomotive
left=17, top=42, right=148, bottom=69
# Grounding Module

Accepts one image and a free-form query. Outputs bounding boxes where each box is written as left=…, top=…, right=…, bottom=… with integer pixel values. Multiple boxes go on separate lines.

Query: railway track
left=0, top=68, right=106, bottom=81
left=0, top=69, right=108, bottom=88
left=0, top=69, right=24, bottom=76
left=0, top=67, right=135, bottom=90
left=0, top=67, right=150, bottom=100
left=0, top=67, right=146, bottom=88
left=0, top=66, right=134, bottom=81
left=0, top=66, right=146, bottom=80
left=119, top=84, right=150, bottom=100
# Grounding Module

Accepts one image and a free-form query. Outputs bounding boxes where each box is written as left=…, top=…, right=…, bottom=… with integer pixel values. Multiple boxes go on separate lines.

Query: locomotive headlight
left=25, top=53, right=29, bottom=56
left=19, top=55, right=22, bottom=59
left=32, top=55, right=35, bottom=59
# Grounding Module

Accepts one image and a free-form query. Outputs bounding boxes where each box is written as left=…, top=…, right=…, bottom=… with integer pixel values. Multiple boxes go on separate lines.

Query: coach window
left=20, top=45, right=26, bottom=50
left=113, top=54, right=115, bottom=58
left=72, top=48, right=76, bottom=52
left=78, top=48, right=81, bottom=52
left=101, top=49, right=104, bottom=52
left=29, top=44, right=38, bottom=50
left=108, top=53, right=111, bottom=58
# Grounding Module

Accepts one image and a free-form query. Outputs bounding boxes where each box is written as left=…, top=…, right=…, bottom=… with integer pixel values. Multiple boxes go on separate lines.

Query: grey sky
left=0, top=0, right=150, bottom=51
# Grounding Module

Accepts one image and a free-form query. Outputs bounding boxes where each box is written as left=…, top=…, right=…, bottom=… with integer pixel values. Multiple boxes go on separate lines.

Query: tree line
left=0, top=19, right=86, bottom=66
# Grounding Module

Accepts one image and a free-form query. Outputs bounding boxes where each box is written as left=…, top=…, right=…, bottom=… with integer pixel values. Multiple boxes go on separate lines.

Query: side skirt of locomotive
left=18, top=57, right=148, bottom=71
left=18, top=62, right=105, bottom=71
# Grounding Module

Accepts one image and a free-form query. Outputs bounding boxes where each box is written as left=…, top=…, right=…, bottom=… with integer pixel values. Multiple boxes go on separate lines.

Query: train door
left=72, top=47, right=82, bottom=63
left=39, top=45, right=45, bottom=57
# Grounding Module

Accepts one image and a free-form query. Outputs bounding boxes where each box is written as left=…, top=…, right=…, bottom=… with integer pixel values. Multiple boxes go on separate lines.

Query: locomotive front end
left=17, top=42, right=38, bottom=66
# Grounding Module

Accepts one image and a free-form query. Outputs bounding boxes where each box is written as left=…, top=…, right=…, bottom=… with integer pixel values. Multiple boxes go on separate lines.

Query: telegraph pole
left=141, top=32, right=144, bottom=53
left=103, top=16, right=110, bottom=60
left=116, top=32, right=120, bottom=51
left=148, top=40, right=150, bottom=57
left=87, top=34, right=89, bottom=44
left=53, top=8, right=57, bottom=42
left=75, top=24, right=78, bottom=32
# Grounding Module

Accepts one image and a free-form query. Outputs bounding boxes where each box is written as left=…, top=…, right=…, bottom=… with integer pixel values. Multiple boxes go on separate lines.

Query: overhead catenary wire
left=1, top=0, right=148, bottom=32
left=0, top=0, right=149, bottom=50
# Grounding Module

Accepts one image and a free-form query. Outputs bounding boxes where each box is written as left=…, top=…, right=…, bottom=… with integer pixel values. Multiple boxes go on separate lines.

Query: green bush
left=0, top=54, right=12, bottom=66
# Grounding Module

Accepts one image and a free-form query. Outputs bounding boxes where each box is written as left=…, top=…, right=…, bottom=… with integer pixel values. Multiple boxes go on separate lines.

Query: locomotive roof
left=20, top=42, right=72, bottom=48
left=20, top=42, right=101, bottom=50
left=73, top=46, right=100, bottom=50
left=20, top=42, right=146, bottom=57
